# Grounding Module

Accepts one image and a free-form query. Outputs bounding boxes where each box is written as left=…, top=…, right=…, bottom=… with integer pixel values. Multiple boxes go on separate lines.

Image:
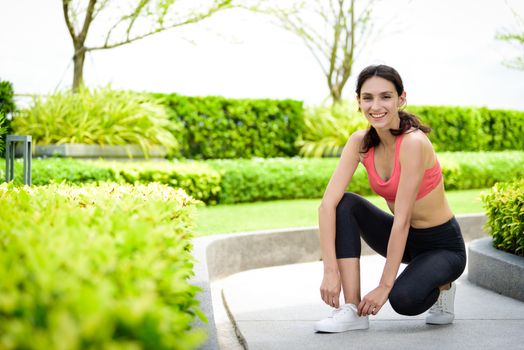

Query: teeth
left=370, top=113, right=386, bottom=118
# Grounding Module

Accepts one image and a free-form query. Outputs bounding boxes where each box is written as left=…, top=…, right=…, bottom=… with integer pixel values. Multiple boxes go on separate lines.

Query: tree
left=245, top=0, right=376, bottom=103
left=496, top=6, right=524, bottom=71
left=62, top=0, right=232, bottom=91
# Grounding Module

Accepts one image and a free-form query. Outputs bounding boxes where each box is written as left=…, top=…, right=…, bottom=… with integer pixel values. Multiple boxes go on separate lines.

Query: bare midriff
left=386, top=180, right=454, bottom=229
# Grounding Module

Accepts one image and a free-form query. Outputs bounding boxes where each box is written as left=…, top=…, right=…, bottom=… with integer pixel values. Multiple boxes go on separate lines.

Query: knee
left=336, top=192, right=361, bottom=216
left=389, top=285, right=423, bottom=316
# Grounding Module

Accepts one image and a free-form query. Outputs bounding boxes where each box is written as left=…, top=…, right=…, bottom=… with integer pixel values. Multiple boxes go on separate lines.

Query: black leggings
left=335, top=192, right=467, bottom=316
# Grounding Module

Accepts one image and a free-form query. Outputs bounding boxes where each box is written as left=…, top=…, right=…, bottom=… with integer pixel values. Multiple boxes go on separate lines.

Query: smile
left=370, top=113, right=387, bottom=119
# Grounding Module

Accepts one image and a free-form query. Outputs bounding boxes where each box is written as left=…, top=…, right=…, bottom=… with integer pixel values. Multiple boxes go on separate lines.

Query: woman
left=314, top=65, right=466, bottom=333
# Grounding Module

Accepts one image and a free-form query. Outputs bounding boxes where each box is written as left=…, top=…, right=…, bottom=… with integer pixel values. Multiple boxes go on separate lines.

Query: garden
left=1, top=76, right=523, bottom=348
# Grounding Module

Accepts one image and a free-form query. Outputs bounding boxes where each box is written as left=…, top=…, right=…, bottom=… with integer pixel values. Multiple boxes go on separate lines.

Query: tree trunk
left=330, top=84, right=342, bottom=104
left=72, top=46, right=86, bottom=92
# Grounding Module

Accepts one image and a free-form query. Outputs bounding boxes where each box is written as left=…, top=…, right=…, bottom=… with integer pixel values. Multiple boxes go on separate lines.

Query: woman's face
left=357, top=76, right=406, bottom=130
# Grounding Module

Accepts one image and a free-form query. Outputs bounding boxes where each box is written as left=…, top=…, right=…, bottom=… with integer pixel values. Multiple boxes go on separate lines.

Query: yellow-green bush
left=0, top=183, right=205, bottom=349
left=481, top=179, right=524, bottom=256
left=12, top=87, right=181, bottom=157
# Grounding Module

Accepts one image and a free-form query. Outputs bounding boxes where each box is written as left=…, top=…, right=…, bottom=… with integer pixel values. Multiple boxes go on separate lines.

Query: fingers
left=320, top=289, right=340, bottom=308
left=358, top=300, right=381, bottom=316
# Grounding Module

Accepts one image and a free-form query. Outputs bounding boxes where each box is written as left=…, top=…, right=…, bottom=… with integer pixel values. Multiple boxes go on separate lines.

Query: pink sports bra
left=361, top=133, right=442, bottom=202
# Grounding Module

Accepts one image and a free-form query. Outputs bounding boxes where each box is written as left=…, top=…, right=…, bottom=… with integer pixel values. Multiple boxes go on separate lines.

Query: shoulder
left=347, top=129, right=368, bottom=148
left=400, top=129, right=432, bottom=151
left=399, top=129, right=434, bottom=165
left=340, top=129, right=368, bottom=162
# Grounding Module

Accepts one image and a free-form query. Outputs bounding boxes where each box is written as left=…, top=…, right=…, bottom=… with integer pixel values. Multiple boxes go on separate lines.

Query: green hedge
left=0, top=158, right=115, bottom=186
left=0, top=184, right=205, bottom=349
left=0, top=79, right=16, bottom=156
left=153, top=93, right=305, bottom=159
left=208, top=152, right=524, bottom=204
left=107, top=161, right=222, bottom=205
left=0, top=182, right=205, bottom=349
left=407, top=106, right=524, bottom=151
left=2, top=152, right=523, bottom=205
left=481, top=179, right=524, bottom=256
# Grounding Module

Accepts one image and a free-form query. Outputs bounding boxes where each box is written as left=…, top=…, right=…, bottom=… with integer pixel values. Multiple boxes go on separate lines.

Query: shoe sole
left=314, top=321, right=369, bottom=333
left=425, top=316, right=455, bottom=325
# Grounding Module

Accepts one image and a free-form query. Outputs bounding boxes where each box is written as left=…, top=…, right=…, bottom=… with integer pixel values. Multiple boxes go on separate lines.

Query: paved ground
left=215, top=252, right=524, bottom=350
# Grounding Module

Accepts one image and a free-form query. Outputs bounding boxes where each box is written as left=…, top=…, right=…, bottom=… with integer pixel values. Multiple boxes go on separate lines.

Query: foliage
left=108, top=161, right=222, bottom=205
left=495, top=5, right=524, bottom=70
left=297, top=100, right=367, bottom=157
left=0, top=182, right=206, bottom=349
left=439, top=151, right=524, bottom=190
left=154, top=93, right=305, bottom=159
left=12, top=87, right=181, bottom=157
left=407, top=105, right=524, bottom=151
left=62, top=0, right=233, bottom=90
left=0, top=80, right=16, bottom=117
left=3, top=151, right=523, bottom=205
left=245, top=0, right=377, bottom=102
left=299, top=104, right=524, bottom=156
left=0, top=79, right=16, bottom=156
left=0, top=158, right=114, bottom=186
left=0, top=113, right=8, bottom=157
left=209, top=151, right=524, bottom=204
left=481, top=179, right=524, bottom=256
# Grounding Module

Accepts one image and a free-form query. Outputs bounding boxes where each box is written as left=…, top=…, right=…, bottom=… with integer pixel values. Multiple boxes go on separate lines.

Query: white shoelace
left=332, top=306, right=352, bottom=318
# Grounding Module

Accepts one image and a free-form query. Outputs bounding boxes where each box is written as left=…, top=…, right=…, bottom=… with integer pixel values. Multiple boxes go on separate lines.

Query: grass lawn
left=194, top=188, right=488, bottom=236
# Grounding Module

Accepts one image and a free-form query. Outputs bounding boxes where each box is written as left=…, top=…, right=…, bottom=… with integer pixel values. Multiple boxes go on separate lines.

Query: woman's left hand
left=358, top=285, right=391, bottom=316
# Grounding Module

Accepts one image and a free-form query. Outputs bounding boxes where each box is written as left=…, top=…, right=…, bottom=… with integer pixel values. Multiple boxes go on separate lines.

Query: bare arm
left=380, top=136, right=426, bottom=288
left=319, top=132, right=363, bottom=270
left=318, top=131, right=364, bottom=307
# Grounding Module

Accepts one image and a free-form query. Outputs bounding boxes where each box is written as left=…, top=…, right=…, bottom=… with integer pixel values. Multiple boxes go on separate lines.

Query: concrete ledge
left=468, top=237, right=524, bottom=302
left=191, top=213, right=487, bottom=349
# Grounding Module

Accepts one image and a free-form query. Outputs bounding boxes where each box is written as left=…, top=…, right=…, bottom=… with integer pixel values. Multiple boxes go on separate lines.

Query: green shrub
left=481, top=179, right=524, bottom=256
left=107, top=161, right=222, bottom=205
left=3, top=151, right=522, bottom=205
left=299, top=103, right=524, bottom=155
left=0, top=158, right=116, bottom=186
left=154, top=93, right=304, bottom=159
left=0, top=182, right=206, bottom=349
left=12, top=87, right=181, bottom=157
left=0, top=113, right=8, bottom=156
left=297, top=100, right=367, bottom=157
left=0, top=79, right=16, bottom=156
left=209, top=151, right=524, bottom=204
left=407, top=105, right=524, bottom=151
left=0, top=80, right=16, bottom=117
left=439, top=151, right=524, bottom=190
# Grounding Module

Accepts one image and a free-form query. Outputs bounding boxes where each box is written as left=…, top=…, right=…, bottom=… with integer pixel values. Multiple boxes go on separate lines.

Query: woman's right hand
left=320, top=269, right=341, bottom=308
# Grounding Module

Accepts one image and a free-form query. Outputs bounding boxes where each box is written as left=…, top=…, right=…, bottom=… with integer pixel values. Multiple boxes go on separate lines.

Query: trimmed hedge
left=209, top=152, right=524, bottom=204
left=107, top=161, right=222, bottom=205
left=0, top=79, right=16, bottom=156
left=0, top=182, right=205, bottom=349
left=407, top=106, right=524, bottom=151
left=481, top=179, right=524, bottom=256
left=153, top=93, right=305, bottom=159
left=2, top=152, right=523, bottom=205
left=180, top=150, right=524, bottom=204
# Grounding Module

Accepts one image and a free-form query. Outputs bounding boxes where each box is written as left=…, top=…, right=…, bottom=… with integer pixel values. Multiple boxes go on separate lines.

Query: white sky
left=1, top=0, right=523, bottom=110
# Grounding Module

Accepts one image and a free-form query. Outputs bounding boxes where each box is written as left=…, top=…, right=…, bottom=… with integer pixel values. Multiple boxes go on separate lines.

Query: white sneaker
left=425, top=282, right=456, bottom=325
left=314, top=304, right=369, bottom=333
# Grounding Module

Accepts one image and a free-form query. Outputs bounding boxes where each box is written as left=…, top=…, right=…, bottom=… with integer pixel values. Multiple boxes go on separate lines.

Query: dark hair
left=355, top=64, right=431, bottom=153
